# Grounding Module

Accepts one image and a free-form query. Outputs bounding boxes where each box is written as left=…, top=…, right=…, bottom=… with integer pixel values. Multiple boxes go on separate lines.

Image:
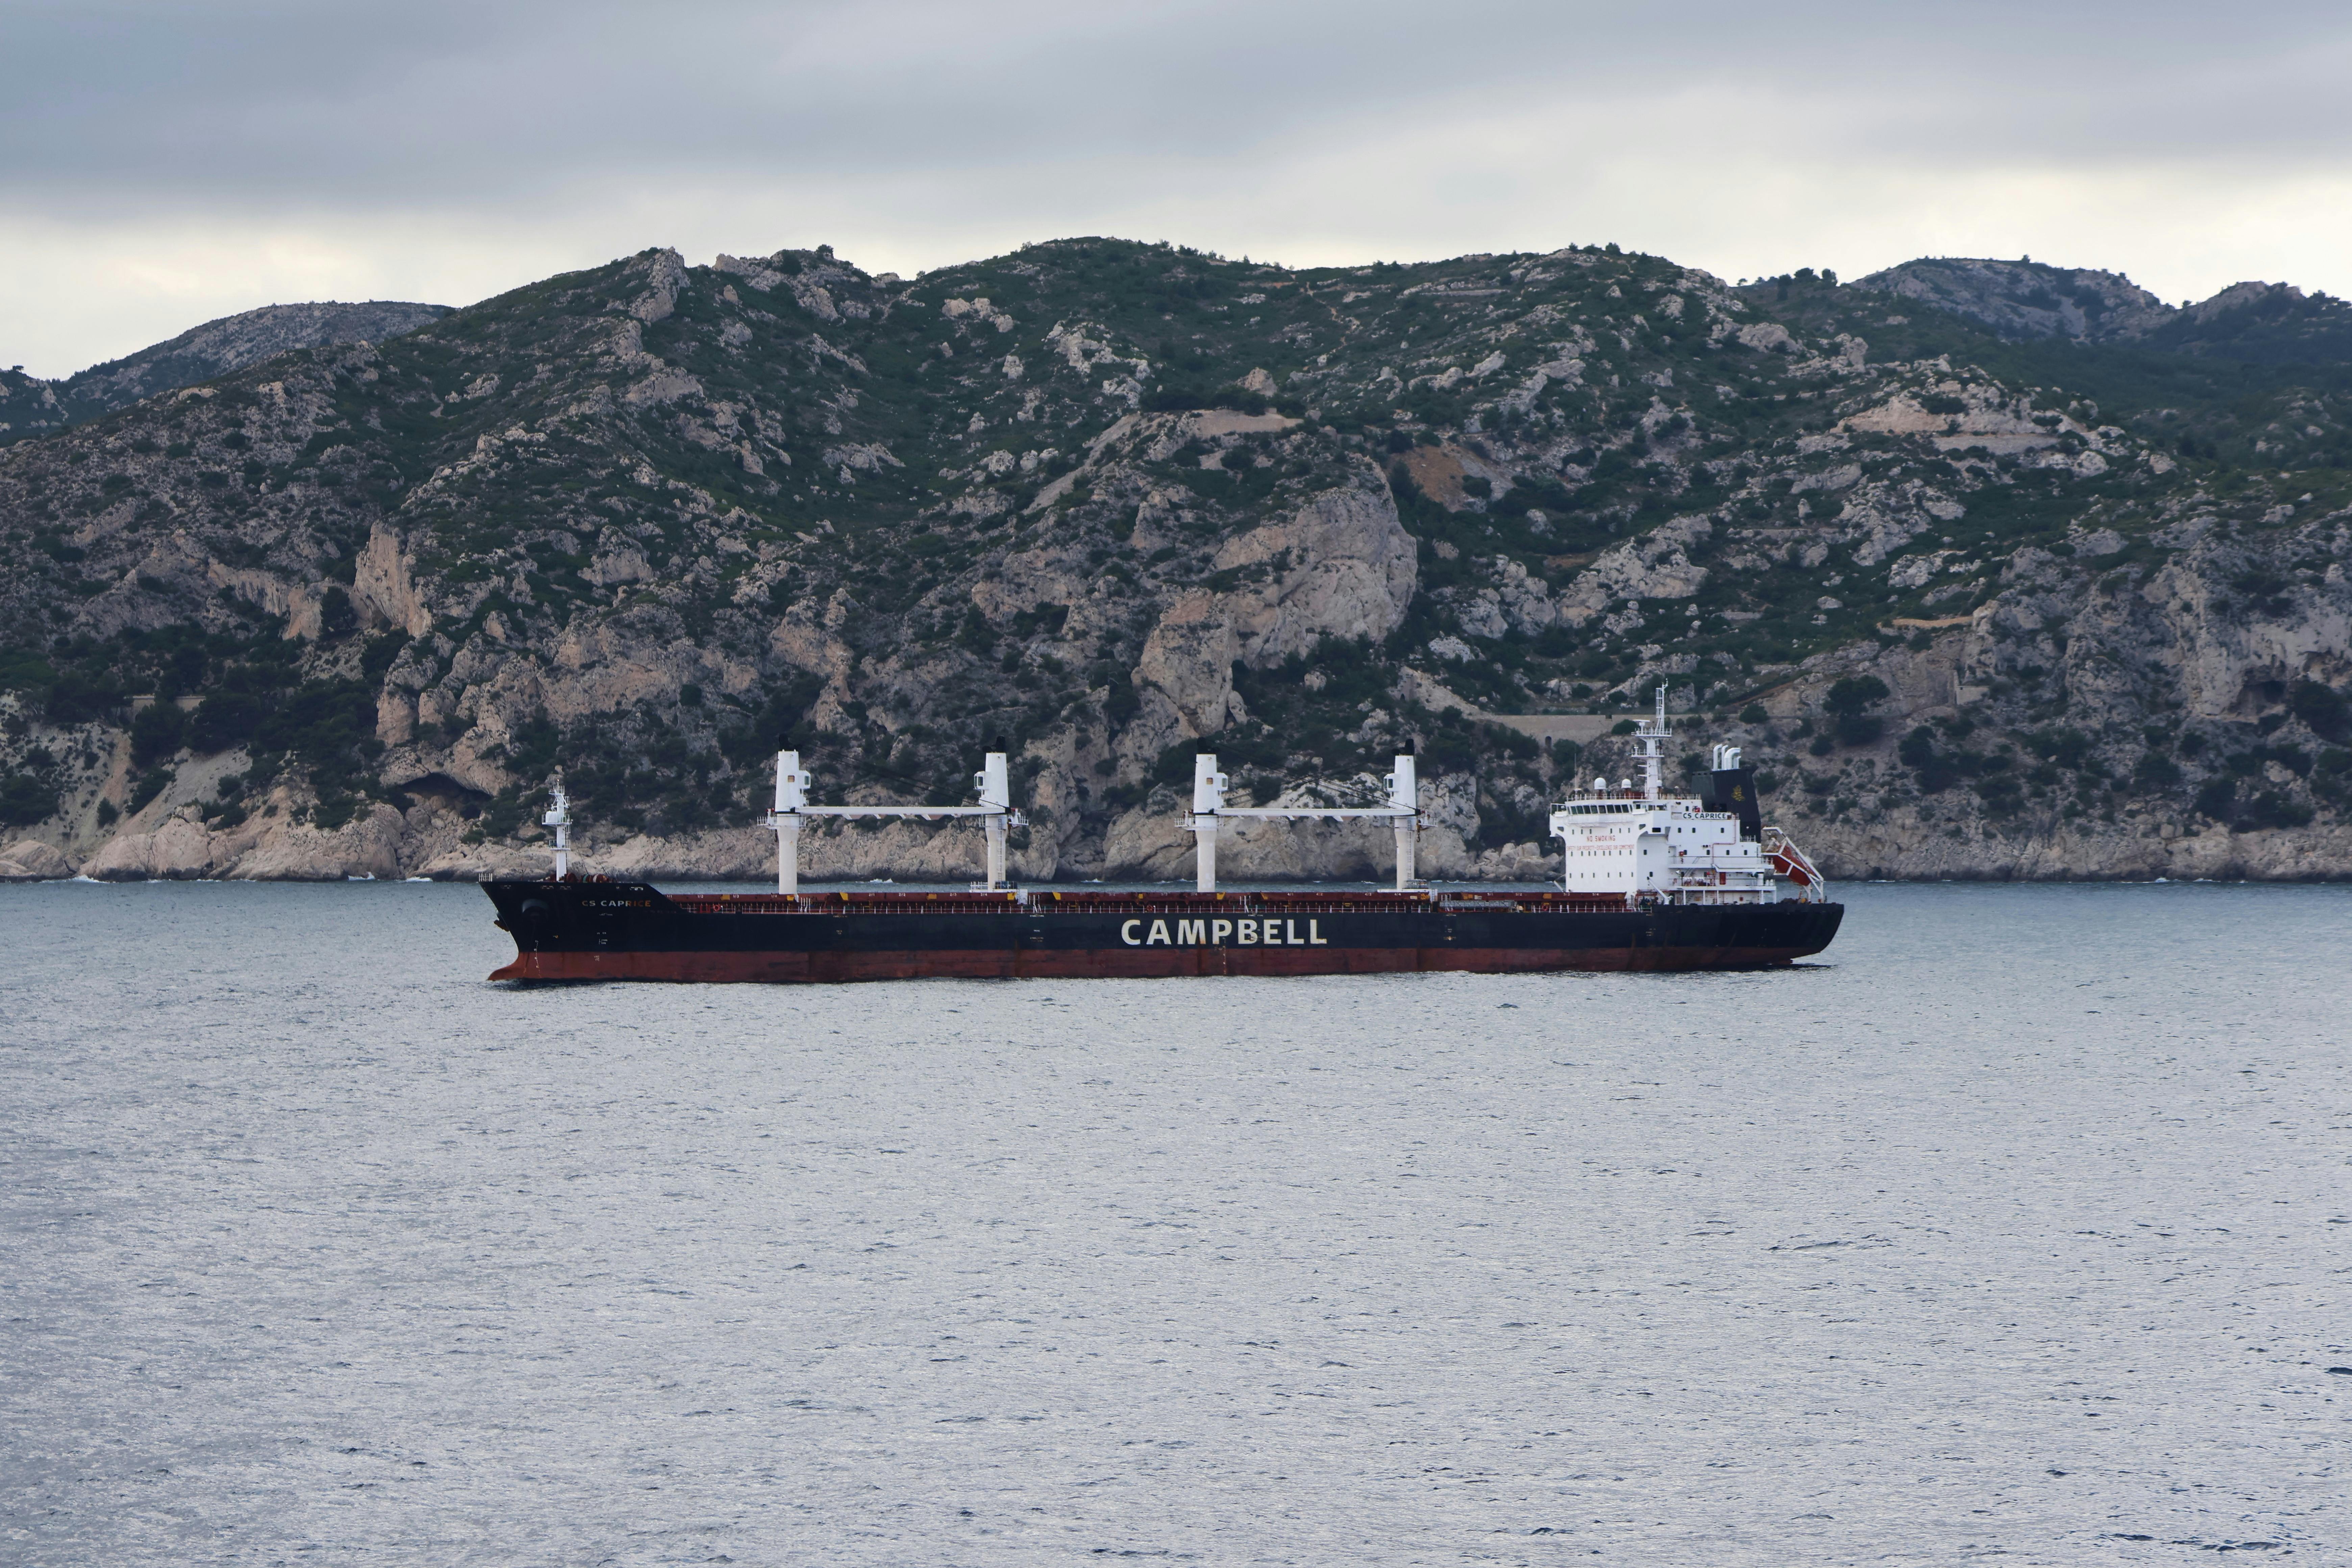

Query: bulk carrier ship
left=482, top=695, right=1840, bottom=982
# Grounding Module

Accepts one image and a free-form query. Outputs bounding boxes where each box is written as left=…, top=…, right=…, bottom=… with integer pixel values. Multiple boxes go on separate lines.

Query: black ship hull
left=482, top=881, right=1843, bottom=983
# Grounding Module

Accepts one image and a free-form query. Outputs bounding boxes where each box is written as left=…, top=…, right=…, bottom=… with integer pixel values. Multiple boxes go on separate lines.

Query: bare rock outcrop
left=1133, top=593, right=1242, bottom=750
left=1555, top=516, right=1713, bottom=626
left=0, top=839, right=75, bottom=880
left=1210, top=475, right=1419, bottom=665
left=223, top=804, right=410, bottom=881
left=77, top=802, right=414, bottom=881
left=82, top=814, right=225, bottom=880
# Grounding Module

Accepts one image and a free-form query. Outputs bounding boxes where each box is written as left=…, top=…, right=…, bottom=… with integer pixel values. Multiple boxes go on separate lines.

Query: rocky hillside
left=0, top=300, right=450, bottom=445
left=2, top=239, right=2349, bottom=884
left=1851, top=257, right=2352, bottom=364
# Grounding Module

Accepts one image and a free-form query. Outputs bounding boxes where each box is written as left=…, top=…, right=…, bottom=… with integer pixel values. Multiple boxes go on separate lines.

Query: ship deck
left=665, top=888, right=1633, bottom=917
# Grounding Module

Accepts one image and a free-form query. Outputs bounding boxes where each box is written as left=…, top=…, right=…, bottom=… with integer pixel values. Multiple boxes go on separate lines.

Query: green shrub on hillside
left=0, top=772, right=57, bottom=825
left=130, top=702, right=185, bottom=766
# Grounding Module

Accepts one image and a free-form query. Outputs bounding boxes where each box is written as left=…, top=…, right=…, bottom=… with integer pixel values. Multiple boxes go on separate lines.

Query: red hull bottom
left=488, top=945, right=1816, bottom=983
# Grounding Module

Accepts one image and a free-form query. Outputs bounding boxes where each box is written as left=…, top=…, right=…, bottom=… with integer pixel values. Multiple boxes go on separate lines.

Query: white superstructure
left=1549, top=691, right=1824, bottom=906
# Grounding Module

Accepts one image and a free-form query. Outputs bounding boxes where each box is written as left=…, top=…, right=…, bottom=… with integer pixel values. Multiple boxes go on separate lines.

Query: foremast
left=542, top=783, right=572, bottom=879
left=1632, top=684, right=1669, bottom=801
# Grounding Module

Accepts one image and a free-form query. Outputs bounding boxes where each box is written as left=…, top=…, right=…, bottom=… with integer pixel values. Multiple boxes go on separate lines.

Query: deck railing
left=667, top=889, right=1632, bottom=917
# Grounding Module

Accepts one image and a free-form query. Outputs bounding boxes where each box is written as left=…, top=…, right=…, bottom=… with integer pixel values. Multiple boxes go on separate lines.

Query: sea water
left=1, top=880, right=2345, bottom=1566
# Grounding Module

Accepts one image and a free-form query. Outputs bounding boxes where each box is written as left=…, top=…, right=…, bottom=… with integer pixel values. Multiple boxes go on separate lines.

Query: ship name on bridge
left=1121, top=917, right=1328, bottom=947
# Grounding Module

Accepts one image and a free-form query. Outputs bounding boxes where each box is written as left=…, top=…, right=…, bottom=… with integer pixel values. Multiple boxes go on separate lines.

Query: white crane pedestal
left=765, top=748, right=1025, bottom=897
left=1183, top=749, right=1422, bottom=894
left=761, top=743, right=1424, bottom=901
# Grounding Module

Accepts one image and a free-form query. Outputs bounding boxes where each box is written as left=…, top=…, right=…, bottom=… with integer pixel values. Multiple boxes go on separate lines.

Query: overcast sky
left=5, top=0, right=2349, bottom=377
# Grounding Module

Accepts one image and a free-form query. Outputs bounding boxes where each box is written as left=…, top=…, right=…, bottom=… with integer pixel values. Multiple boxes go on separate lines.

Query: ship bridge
left=1549, top=691, right=1823, bottom=906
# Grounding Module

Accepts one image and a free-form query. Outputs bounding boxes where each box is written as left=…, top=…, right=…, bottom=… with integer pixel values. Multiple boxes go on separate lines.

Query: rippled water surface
left=3, top=880, right=2348, bottom=1565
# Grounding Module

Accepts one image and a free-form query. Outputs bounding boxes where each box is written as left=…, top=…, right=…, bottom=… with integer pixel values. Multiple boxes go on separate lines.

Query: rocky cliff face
left=2, top=240, right=2349, bottom=884
left=0, top=300, right=450, bottom=445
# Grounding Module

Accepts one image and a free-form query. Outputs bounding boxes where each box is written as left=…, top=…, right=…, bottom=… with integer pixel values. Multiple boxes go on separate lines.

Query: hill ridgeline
left=2, top=241, right=2349, bottom=884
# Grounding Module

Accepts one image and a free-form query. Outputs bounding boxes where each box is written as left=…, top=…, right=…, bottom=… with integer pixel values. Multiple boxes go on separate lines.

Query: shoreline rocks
left=11, top=802, right=2352, bottom=884
left=0, top=838, right=76, bottom=880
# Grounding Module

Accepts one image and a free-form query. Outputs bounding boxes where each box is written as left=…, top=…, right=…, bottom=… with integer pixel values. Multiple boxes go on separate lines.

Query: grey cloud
left=7, top=0, right=2351, bottom=214
left=8, top=0, right=2352, bottom=374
